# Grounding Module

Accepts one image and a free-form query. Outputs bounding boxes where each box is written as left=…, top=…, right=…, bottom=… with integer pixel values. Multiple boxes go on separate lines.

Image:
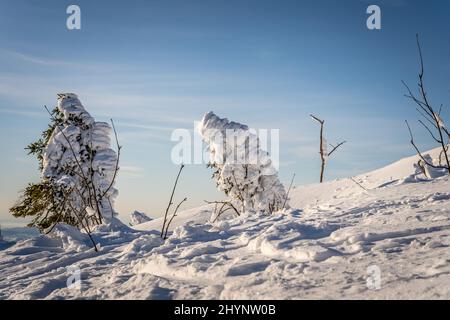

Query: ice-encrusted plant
left=198, top=112, right=288, bottom=215
left=10, top=93, right=120, bottom=250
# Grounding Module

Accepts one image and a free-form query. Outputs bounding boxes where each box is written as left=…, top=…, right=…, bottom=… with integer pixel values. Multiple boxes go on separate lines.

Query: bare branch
left=282, top=173, right=295, bottom=210
left=311, top=115, right=344, bottom=182
left=62, top=188, right=98, bottom=251
left=418, top=120, right=441, bottom=143
left=161, top=164, right=185, bottom=238
left=350, top=177, right=368, bottom=192
left=402, top=35, right=450, bottom=175
left=402, top=81, right=434, bottom=119
left=311, top=114, right=326, bottom=182
left=440, top=145, right=450, bottom=166
left=415, top=107, right=438, bottom=129
left=205, top=200, right=240, bottom=223
left=405, top=120, right=445, bottom=169
left=328, top=141, right=346, bottom=157
left=164, top=197, right=187, bottom=239
left=231, top=170, right=245, bottom=212
left=310, top=114, right=324, bottom=124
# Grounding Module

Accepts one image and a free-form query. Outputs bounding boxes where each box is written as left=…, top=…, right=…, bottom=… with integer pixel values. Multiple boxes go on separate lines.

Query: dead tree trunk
left=311, top=115, right=346, bottom=183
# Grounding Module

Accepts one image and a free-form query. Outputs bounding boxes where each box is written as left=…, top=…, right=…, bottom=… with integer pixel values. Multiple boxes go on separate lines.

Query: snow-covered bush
left=198, top=112, right=287, bottom=214
left=11, top=93, right=120, bottom=234
left=42, top=93, right=119, bottom=223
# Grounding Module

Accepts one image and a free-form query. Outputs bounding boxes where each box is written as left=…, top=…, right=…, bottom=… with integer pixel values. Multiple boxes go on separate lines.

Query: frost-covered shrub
left=43, top=93, right=119, bottom=222
left=198, top=112, right=287, bottom=214
left=11, top=93, right=119, bottom=231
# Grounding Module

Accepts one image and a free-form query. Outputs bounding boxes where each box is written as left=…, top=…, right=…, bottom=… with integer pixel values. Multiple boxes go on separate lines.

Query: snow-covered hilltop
left=0, top=148, right=449, bottom=299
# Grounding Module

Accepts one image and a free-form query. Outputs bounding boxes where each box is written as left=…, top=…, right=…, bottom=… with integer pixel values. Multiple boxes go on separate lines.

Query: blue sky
left=0, top=0, right=449, bottom=226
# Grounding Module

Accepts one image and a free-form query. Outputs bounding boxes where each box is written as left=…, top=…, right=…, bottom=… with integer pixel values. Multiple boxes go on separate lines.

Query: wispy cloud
left=120, top=165, right=145, bottom=177
left=0, top=107, right=47, bottom=118
left=0, top=49, right=112, bottom=72
left=118, top=130, right=170, bottom=145
left=0, top=49, right=66, bottom=67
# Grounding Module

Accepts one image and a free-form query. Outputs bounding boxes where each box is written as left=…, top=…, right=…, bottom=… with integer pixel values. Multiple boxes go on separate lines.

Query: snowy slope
left=0, top=149, right=449, bottom=299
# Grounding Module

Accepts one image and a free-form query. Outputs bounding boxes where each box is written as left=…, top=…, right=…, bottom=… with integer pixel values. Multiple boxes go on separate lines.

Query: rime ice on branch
left=42, top=93, right=119, bottom=224
left=198, top=111, right=287, bottom=214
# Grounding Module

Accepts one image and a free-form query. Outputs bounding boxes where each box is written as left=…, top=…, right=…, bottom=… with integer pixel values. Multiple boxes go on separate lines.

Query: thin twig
left=350, top=177, right=368, bottom=192
left=164, top=197, right=187, bottom=239
left=328, top=141, right=346, bottom=157
left=402, top=34, right=450, bottom=175
left=405, top=120, right=445, bottom=169
left=282, top=173, right=295, bottom=210
left=205, top=200, right=240, bottom=222
left=161, top=164, right=185, bottom=238
left=418, top=120, right=441, bottom=143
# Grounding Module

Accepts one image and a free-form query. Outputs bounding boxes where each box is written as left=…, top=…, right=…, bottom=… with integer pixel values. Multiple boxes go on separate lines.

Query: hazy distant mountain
left=1, top=227, right=39, bottom=242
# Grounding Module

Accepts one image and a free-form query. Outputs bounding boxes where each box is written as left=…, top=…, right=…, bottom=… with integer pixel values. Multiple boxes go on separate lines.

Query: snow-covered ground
left=0, top=148, right=449, bottom=299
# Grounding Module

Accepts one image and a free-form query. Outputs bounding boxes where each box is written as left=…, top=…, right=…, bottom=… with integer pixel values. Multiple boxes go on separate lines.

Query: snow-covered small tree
left=198, top=112, right=287, bottom=214
left=11, top=93, right=120, bottom=239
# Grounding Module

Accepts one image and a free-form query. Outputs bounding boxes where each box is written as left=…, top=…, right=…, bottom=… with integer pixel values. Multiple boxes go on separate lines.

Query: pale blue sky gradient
left=0, top=0, right=449, bottom=226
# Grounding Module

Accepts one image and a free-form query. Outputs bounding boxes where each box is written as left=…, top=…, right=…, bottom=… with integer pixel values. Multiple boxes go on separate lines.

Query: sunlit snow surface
left=0, top=148, right=449, bottom=299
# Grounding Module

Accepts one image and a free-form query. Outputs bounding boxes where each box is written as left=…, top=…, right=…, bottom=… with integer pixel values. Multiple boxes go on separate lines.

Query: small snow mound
left=130, top=211, right=153, bottom=226
left=210, top=221, right=231, bottom=232
left=397, top=153, right=448, bottom=185
left=119, top=234, right=163, bottom=261
left=50, top=224, right=91, bottom=251
left=170, top=223, right=217, bottom=242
